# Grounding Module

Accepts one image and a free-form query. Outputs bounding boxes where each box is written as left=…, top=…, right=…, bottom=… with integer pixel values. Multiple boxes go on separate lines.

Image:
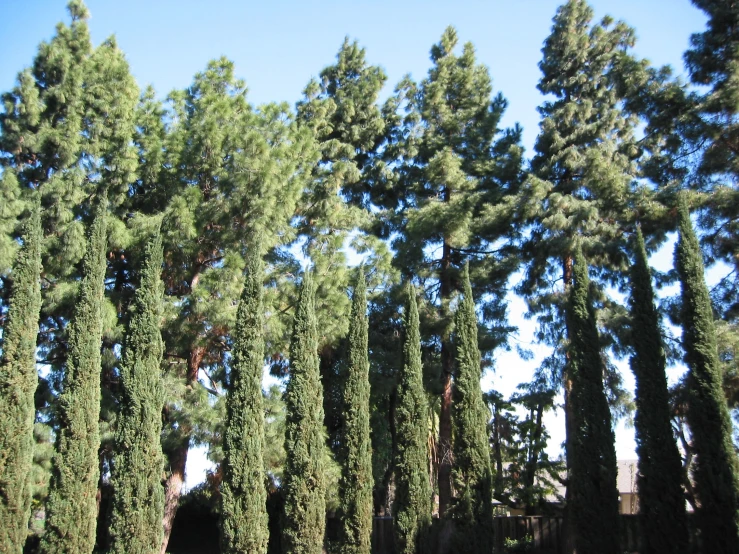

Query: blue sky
left=0, top=0, right=710, bottom=486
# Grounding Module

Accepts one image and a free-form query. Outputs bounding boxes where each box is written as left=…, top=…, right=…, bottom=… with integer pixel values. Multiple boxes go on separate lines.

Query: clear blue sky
left=0, top=0, right=709, bottom=485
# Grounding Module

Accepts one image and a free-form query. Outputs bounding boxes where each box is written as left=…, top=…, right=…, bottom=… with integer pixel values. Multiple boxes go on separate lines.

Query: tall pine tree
left=335, top=269, right=373, bottom=554
left=220, top=239, right=269, bottom=554
left=451, top=263, right=493, bottom=553
left=155, top=59, right=318, bottom=552
left=281, top=273, right=326, bottom=554
left=393, top=285, right=432, bottom=554
left=41, top=194, right=107, bottom=554
left=682, top=0, right=739, bottom=316
left=675, top=195, right=739, bottom=554
left=628, top=226, right=688, bottom=554
left=0, top=200, right=42, bottom=553
left=564, top=243, right=619, bottom=554
left=296, top=39, right=391, bottom=456
left=519, top=4, right=639, bottom=548
left=384, top=26, right=523, bottom=517
left=107, top=231, right=166, bottom=554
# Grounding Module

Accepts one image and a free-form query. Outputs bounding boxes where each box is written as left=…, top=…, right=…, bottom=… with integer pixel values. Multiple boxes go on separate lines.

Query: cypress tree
left=281, top=273, right=326, bottom=554
left=451, top=264, right=493, bottom=553
left=41, top=196, right=107, bottom=554
left=675, top=195, right=739, bottom=554
left=564, top=244, right=619, bottom=554
left=393, top=285, right=432, bottom=554
left=220, top=240, right=269, bottom=554
left=107, top=231, right=165, bottom=554
left=0, top=201, right=42, bottom=553
left=335, top=269, right=373, bottom=554
left=628, top=226, right=688, bottom=554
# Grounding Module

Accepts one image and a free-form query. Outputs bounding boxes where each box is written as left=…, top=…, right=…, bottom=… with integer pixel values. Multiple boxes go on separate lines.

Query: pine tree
left=383, top=26, right=523, bottom=518
left=157, top=59, right=318, bottom=553
left=107, top=231, right=165, bottom=554
left=296, top=39, right=390, bottom=456
left=40, top=195, right=107, bottom=554
left=682, top=0, right=739, bottom=315
left=281, top=273, right=326, bottom=554
left=564, top=243, right=619, bottom=554
left=220, top=239, right=269, bottom=554
left=393, top=285, right=432, bottom=554
left=628, top=226, right=688, bottom=554
left=520, top=4, right=640, bottom=547
left=335, top=269, right=373, bottom=554
left=0, top=201, right=42, bottom=554
left=675, top=195, right=739, bottom=554
left=451, top=264, right=493, bottom=553
left=0, top=6, right=139, bottom=530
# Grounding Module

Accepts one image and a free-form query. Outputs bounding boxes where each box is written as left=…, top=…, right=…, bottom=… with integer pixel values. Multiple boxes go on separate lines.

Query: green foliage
left=685, top=0, right=739, bottom=178
left=520, top=6, right=644, bottom=548
left=220, top=241, right=269, bottom=554
left=519, top=0, right=642, bottom=360
left=628, top=227, right=688, bottom=554
left=108, top=232, right=166, bottom=554
left=451, top=264, right=493, bottom=552
left=486, top=383, right=563, bottom=514
left=335, top=270, right=373, bottom=554
left=682, top=0, right=739, bottom=317
left=384, top=25, right=523, bottom=517
left=41, top=196, right=107, bottom=554
left=153, top=56, right=319, bottom=551
left=281, top=273, right=327, bottom=554
left=564, top=244, right=619, bottom=554
left=0, top=170, right=27, bottom=277
left=0, top=201, right=42, bottom=553
left=502, top=535, right=534, bottom=554
left=296, top=39, right=390, bottom=457
left=675, top=195, right=739, bottom=553
left=393, top=286, right=432, bottom=554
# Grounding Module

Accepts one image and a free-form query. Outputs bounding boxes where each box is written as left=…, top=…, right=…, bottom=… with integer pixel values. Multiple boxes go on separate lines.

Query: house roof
left=532, top=459, right=641, bottom=504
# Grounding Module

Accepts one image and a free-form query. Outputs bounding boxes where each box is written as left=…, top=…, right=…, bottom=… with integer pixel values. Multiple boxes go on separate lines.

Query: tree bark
left=160, top=446, right=187, bottom=554
left=523, top=404, right=544, bottom=515
left=561, top=255, right=575, bottom=554
left=160, top=345, right=203, bottom=554
left=437, top=238, right=454, bottom=519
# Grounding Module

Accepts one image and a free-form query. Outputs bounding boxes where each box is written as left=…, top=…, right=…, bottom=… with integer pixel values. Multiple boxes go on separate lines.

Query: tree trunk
left=561, top=255, right=575, bottom=554
left=160, top=446, right=187, bottom=554
left=437, top=238, right=454, bottom=519
left=374, top=388, right=397, bottom=516
left=160, top=345, right=203, bottom=554
left=523, top=404, right=544, bottom=515
left=492, top=404, right=504, bottom=500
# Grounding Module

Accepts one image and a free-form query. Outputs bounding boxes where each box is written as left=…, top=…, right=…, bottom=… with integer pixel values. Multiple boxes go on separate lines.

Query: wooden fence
left=370, top=514, right=695, bottom=554
left=492, top=516, right=564, bottom=554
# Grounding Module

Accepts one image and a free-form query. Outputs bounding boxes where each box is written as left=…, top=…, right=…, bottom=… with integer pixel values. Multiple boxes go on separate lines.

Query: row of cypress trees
left=222, top=260, right=494, bottom=554
left=0, top=196, right=168, bottom=554
left=1, top=0, right=739, bottom=553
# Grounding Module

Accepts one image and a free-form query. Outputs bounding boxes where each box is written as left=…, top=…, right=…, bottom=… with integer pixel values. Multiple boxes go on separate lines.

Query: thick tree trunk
left=160, top=345, right=204, bottom=554
left=160, top=447, right=187, bottom=554
left=437, top=239, right=454, bottom=519
left=561, top=255, right=575, bottom=554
